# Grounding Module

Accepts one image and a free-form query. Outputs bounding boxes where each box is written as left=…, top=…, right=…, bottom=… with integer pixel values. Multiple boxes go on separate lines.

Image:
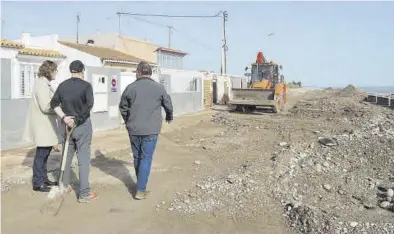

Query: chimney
left=21, top=32, right=31, bottom=46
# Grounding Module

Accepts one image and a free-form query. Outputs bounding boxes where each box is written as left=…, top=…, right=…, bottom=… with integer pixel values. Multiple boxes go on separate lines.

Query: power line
left=116, top=12, right=222, bottom=18
left=129, top=16, right=215, bottom=51
left=116, top=11, right=226, bottom=71
left=172, top=27, right=215, bottom=51
left=129, top=16, right=168, bottom=28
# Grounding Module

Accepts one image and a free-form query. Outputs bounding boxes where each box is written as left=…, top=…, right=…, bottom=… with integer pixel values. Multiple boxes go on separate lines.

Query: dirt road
left=3, top=87, right=392, bottom=234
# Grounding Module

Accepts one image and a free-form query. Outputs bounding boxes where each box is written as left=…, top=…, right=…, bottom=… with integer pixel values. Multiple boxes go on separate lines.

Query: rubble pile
left=161, top=86, right=393, bottom=233
left=289, top=88, right=370, bottom=121
left=336, top=85, right=367, bottom=98
left=157, top=162, right=265, bottom=219
left=271, top=87, right=394, bottom=233
left=211, top=112, right=249, bottom=130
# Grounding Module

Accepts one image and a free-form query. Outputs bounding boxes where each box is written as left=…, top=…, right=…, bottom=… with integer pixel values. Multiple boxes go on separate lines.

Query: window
left=19, top=63, right=39, bottom=98
left=188, top=77, right=198, bottom=91
left=158, top=52, right=184, bottom=69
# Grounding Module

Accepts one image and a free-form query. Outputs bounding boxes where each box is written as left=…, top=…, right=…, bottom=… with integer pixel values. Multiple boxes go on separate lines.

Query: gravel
left=160, top=86, right=394, bottom=233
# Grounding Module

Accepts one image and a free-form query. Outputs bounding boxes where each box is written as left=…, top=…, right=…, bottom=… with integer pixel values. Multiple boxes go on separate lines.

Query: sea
left=360, top=86, right=394, bottom=95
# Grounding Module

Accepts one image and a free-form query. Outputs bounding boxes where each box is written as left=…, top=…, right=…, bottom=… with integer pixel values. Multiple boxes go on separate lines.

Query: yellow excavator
left=228, top=51, right=288, bottom=113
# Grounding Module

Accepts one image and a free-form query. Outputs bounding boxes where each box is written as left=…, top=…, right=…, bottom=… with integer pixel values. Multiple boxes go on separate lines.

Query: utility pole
left=76, top=12, right=80, bottom=44
left=117, top=10, right=122, bottom=36
left=221, top=11, right=228, bottom=75
left=168, top=25, right=173, bottom=48
left=1, top=19, right=5, bottom=39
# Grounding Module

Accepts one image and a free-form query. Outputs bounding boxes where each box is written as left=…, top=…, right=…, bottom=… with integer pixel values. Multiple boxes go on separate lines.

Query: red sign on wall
left=111, top=76, right=117, bottom=92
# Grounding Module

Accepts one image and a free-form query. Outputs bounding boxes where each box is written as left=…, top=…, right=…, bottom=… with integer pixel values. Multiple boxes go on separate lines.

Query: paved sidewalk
left=0, top=111, right=211, bottom=181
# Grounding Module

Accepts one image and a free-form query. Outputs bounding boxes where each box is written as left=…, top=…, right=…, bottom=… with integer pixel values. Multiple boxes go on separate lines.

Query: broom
left=48, top=124, right=75, bottom=201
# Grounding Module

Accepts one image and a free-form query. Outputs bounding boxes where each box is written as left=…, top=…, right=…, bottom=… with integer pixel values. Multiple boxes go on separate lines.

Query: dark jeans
left=129, top=134, right=158, bottom=192
left=62, top=119, right=93, bottom=197
left=32, top=146, right=52, bottom=188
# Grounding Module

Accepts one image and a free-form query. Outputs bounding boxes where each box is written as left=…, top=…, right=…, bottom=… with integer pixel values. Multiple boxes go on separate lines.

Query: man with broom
left=50, top=60, right=97, bottom=203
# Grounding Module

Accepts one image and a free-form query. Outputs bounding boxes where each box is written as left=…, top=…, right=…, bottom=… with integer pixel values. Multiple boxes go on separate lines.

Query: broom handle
left=58, top=125, right=75, bottom=186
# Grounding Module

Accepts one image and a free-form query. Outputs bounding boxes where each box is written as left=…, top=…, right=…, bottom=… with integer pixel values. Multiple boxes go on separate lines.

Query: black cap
left=69, top=60, right=85, bottom=73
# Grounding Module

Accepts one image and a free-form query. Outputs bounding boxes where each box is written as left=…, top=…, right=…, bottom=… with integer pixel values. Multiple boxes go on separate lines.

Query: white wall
left=0, top=48, right=18, bottom=59
left=14, top=34, right=102, bottom=83
left=56, top=44, right=101, bottom=82
left=161, top=68, right=202, bottom=93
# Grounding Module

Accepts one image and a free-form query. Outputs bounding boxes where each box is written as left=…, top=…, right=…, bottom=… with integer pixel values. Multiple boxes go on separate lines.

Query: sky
left=1, top=1, right=394, bottom=88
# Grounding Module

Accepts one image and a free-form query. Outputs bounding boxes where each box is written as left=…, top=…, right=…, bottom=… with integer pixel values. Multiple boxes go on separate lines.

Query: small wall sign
left=111, top=76, right=117, bottom=92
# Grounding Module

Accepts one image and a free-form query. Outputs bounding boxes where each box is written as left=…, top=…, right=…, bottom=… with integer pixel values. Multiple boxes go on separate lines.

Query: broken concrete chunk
left=323, top=184, right=332, bottom=191
left=279, top=142, right=289, bottom=147
left=318, top=137, right=338, bottom=147
left=380, top=201, right=391, bottom=209
left=387, top=189, right=394, bottom=198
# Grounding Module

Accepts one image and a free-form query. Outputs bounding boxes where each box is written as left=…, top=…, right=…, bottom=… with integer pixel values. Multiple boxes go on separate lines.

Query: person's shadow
left=91, top=150, right=136, bottom=197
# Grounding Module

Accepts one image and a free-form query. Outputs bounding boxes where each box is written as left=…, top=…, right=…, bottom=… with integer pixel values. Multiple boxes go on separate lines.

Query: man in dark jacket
left=119, top=61, right=173, bottom=200
left=50, top=60, right=97, bottom=203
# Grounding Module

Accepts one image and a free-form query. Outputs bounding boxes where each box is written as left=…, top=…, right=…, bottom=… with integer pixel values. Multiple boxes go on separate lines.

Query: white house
left=1, top=38, right=67, bottom=150
left=1, top=38, right=67, bottom=100
left=61, top=33, right=188, bottom=70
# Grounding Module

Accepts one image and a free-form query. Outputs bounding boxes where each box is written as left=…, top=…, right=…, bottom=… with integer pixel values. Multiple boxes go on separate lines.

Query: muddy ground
left=1, top=87, right=393, bottom=234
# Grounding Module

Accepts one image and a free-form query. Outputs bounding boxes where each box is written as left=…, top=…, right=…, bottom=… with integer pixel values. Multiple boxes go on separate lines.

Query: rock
left=316, top=164, right=322, bottom=172
left=323, top=162, right=330, bottom=168
left=194, top=160, right=201, bottom=165
left=279, top=142, right=288, bottom=147
left=387, top=189, right=394, bottom=197
left=380, top=201, right=391, bottom=209
left=363, top=201, right=377, bottom=210
left=323, top=184, right=332, bottom=191
left=318, top=137, right=337, bottom=147
left=350, top=222, right=358, bottom=228
left=168, top=207, right=174, bottom=211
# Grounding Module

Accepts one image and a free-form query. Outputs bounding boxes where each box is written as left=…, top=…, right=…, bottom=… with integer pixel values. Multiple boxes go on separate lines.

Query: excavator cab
left=245, top=52, right=283, bottom=89
left=229, top=51, right=288, bottom=113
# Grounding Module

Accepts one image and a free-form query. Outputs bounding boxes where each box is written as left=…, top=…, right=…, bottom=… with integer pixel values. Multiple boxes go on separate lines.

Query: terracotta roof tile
left=18, top=48, right=66, bottom=58
left=59, top=41, right=152, bottom=64
left=1, top=39, right=25, bottom=49
left=154, top=47, right=188, bottom=56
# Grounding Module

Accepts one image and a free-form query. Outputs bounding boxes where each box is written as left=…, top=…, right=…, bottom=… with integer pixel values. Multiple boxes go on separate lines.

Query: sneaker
left=135, top=190, right=150, bottom=200
left=66, top=185, right=73, bottom=193
left=78, top=192, right=98, bottom=203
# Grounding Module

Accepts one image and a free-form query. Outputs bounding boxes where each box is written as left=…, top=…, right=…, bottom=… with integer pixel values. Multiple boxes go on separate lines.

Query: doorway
left=212, top=80, right=218, bottom=104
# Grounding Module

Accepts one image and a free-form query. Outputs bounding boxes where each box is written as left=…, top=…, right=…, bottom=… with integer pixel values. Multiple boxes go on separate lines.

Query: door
left=120, top=72, right=136, bottom=94
left=212, top=80, right=218, bottom=104
left=120, top=72, right=136, bottom=124
left=92, top=74, right=108, bottom=113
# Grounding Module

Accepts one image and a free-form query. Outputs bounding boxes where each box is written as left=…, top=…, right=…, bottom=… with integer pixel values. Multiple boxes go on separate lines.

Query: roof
left=154, top=47, right=188, bottom=56
left=18, top=48, right=66, bottom=58
left=60, top=34, right=188, bottom=62
left=59, top=41, right=152, bottom=64
left=1, top=39, right=25, bottom=49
